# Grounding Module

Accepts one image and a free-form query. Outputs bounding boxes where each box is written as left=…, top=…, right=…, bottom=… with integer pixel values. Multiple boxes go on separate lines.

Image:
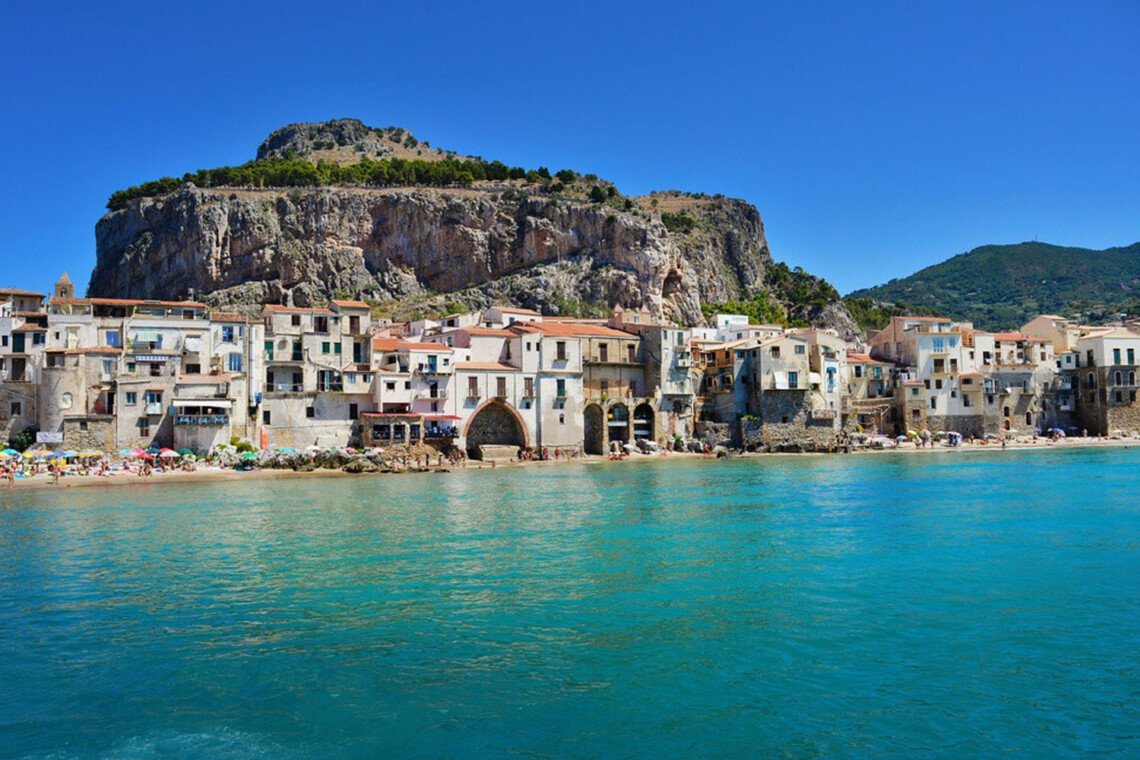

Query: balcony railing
left=145, top=402, right=164, bottom=415
left=267, top=382, right=306, bottom=393
left=175, top=415, right=230, bottom=426
left=317, top=383, right=344, bottom=393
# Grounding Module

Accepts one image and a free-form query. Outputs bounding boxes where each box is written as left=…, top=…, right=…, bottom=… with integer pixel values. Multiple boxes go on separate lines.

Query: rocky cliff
left=90, top=184, right=778, bottom=326
left=88, top=120, right=859, bottom=334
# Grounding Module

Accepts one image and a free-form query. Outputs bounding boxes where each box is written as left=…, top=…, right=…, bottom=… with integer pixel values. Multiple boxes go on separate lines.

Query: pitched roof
left=993, top=332, right=1028, bottom=341
left=846, top=352, right=887, bottom=363
left=511, top=321, right=633, bottom=338
left=208, top=311, right=245, bottom=322
left=460, top=327, right=515, bottom=337
left=331, top=299, right=371, bottom=309
left=0, top=288, right=46, bottom=298
left=263, top=304, right=334, bottom=315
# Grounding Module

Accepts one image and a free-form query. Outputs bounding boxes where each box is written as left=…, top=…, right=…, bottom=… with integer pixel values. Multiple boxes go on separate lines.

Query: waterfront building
left=0, top=288, right=47, bottom=441
left=1068, top=327, right=1140, bottom=435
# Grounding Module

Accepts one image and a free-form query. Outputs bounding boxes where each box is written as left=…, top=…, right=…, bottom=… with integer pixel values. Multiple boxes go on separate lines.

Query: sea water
left=1, top=447, right=1139, bottom=759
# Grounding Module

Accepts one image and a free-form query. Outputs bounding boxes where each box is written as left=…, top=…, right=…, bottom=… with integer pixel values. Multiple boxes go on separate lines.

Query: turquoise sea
left=2, top=447, right=1139, bottom=759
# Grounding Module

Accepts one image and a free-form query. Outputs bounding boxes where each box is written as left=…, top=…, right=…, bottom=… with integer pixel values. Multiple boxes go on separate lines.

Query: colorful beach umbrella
left=1, top=448, right=18, bottom=456
left=177, top=448, right=194, bottom=456
left=159, top=450, right=179, bottom=458
left=240, top=451, right=259, bottom=459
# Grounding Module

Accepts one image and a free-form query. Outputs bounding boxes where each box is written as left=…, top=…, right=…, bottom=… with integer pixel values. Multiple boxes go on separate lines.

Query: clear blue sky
left=1, top=1, right=1136, bottom=297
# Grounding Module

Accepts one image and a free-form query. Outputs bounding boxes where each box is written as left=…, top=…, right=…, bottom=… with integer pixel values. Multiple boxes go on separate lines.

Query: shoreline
left=4, top=436, right=1137, bottom=493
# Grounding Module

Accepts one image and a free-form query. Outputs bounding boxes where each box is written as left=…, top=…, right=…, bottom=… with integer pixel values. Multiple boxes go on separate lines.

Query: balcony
left=417, top=362, right=451, bottom=375
left=145, top=402, right=164, bottom=415
left=267, top=382, right=306, bottom=393
left=317, top=382, right=345, bottom=393
left=675, top=356, right=693, bottom=368
left=420, top=388, right=448, bottom=400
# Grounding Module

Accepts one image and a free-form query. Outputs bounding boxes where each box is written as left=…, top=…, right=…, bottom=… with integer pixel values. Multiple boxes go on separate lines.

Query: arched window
left=1088, top=372, right=1096, bottom=389
left=1003, top=406, right=1011, bottom=417
left=1115, top=371, right=1122, bottom=386
left=1026, top=412, right=1032, bottom=425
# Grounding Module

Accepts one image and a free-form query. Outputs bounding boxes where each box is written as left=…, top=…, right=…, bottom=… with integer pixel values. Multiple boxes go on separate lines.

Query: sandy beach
left=3, top=435, right=1137, bottom=494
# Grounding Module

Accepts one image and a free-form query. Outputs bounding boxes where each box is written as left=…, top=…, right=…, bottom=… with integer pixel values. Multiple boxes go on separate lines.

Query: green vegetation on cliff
left=701, top=262, right=841, bottom=328
left=849, top=241, right=1140, bottom=330
left=841, top=297, right=942, bottom=333
left=107, top=155, right=547, bottom=210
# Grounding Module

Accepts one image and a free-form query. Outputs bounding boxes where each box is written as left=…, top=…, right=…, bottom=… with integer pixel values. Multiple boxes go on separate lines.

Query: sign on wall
left=36, top=432, right=63, bottom=444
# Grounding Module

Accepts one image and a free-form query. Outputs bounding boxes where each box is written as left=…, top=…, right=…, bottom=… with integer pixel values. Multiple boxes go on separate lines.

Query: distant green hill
left=847, top=241, right=1140, bottom=331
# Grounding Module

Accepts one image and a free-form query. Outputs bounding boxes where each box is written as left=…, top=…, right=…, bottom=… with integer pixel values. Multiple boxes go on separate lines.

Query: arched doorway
left=608, top=403, right=630, bottom=444
left=465, top=400, right=527, bottom=459
left=584, top=404, right=605, bottom=455
left=633, top=403, right=654, bottom=441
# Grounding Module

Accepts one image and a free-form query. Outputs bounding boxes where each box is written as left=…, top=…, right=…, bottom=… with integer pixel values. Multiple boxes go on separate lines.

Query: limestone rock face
left=257, top=119, right=392, bottom=160
left=89, top=185, right=777, bottom=325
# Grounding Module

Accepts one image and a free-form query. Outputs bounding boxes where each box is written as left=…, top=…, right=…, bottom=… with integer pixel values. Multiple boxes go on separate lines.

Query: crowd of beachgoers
left=2, top=430, right=1135, bottom=491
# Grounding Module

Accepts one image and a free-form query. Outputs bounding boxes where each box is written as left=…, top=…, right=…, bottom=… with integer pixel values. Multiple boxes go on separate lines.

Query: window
left=788, top=371, right=798, bottom=388
left=221, top=326, right=235, bottom=343
left=103, top=360, right=115, bottom=375
left=1115, top=391, right=1123, bottom=403
left=349, top=403, right=358, bottom=418
left=145, top=391, right=162, bottom=405
left=524, top=377, right=534, bottom=397
left=291, top=314, right=301, bottom=327
left=949, top=337, right=958, bottom=348
left=1115, top=371, right=1122, bottom=386
left=60, top=392, right=72, bottom=410
left=228, top=354, right=242, bottom=372
left=386, top=381, right=396, bottom=391
left=930, top=397, right=937, bottom=410
left=794, top=344, right=805, bottom=355
left=105, top=330, right=121, bottom=347
left=676, top=332, right=685, bottom=346
left=79, top=421, right=88, bottom=431
left=292, top=341, right=302, bottom=361
left=334, top=343, right=341, bottom=355
left=963, top=395, right=971, bottom=407
left=10, top=401, right=21, bottom=416
left=771, top=346, right=780, bottom=358
left=556, top=341, right=567, bottom=361
left=263, top=410, right=271, bottom=424
left=32, top=333, right=44, bottom=346
left=599, top=379, right=608, bottom=395
left=322, top=342, right=330, bottom=354
left=853, top=365, right=863, bottom=378
left=126, top=392, right=137, bottom=405
left=873, top=367, right=881, bottom=379
left=404, top=381, right=411, bottom=390
left=628, top=344, right=637, bottom=363
left=264, top=340, right=274, bottom=360
left=559, top=414, right=565, bottom=424
left=556, top=379, right=566, bottom=398
left=306, top=406, right=315, bottom=418
left=315, top=316, right=328, bottom=333
left=497, top=377, right=507, bottom=397
left=935, top=379, right=943, bottom=389
left=932, top=338, right=945, bottom=353
left=349, top=316, right=360, bottom=334
left=468, top=377, right=478, bottom=397
left=599, top=343, right=608, bottom=362
left=139, top=419, right=149, bottom=438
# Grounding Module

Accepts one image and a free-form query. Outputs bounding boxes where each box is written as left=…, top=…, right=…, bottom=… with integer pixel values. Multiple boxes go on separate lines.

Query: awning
left=772, top=370, right=788, bottom=390
left=424, top=415, right=461, bottom=421
left=134, top=354, right=172, bottom=362
left=130, top=329, right=161, bottom=344
left=183, top=337, right=203, bottom=353
left=172, top=399, right=233, bottom=409
left=809, top=372, right=823, bottom=385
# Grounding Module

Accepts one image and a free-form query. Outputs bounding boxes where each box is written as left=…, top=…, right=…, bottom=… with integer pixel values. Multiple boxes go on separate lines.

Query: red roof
left=50, top=296, right=207, bottom=309
left=993, top=332, right=1027, bottom=342
left=11, top=325, right=46, bottom=332
left=209, top=311, right=245, bottom=322
left=0, top=288, right=46, bottom=297
left=461, top=327, right=515, bottom=337
left=424, top=415, right=462, bottom=421
left=264, top=304, right=334, bottom=315
left=331, top=300, right=370, bottom=309
left=512, top=321, right=633, bottom=338
left=846, top=352, right=886, bottom=363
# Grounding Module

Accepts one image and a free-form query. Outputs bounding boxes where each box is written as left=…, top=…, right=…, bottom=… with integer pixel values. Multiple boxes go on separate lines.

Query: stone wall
left=925, top=414, right=985, bottom=438
left=754, top=391, right=841, bottom=452
left=61, top=416, right=116, bottom=453
left=694, top=420, right=733, bottom=446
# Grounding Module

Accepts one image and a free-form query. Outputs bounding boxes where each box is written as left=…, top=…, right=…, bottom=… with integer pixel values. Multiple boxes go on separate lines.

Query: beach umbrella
left=146, top=446, right=161, bottom=454
left=278, top=447, right=297, bottom=453
left=62, top=450, right=78, bottom=458
left=118, top=449, right=134, bottom=455
left=177, top=448, right=194, bottom=456
left=240, top=451, right=259, bottom=459
left=2, top=448, right=18, bottom=456
left=34, top=451, right=53, bottom=458
left=159, top=450, right=179, bottom=458
left=79, top=450, right=103, bottom=457
left=139, top=452, right=155, bottom=460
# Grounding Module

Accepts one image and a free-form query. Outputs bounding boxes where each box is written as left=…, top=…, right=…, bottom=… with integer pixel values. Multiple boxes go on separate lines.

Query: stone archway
left=608, top=403, right=630, bottom=444
left=633, top=402, right=655, bottom=441
left=465, top=400, right=528, bottom=459
left=584, top=403, right=605, bottom=455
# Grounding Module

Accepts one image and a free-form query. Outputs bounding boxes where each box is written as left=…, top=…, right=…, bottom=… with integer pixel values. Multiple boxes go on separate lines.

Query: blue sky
left=1, top=1, right=1136, bottom=297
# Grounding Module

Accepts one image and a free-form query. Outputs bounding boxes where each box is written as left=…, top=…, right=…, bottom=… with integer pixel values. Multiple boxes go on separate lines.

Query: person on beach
left=6, top=466, right=14, bottom=489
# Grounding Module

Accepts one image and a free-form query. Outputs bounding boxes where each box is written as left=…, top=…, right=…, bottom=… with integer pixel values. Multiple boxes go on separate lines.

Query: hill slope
left=848, top=241, right=1140, bottom=330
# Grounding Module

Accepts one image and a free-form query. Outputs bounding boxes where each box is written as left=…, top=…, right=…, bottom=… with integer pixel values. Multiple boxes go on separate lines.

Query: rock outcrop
left=256, top=118, right=394, bottom=160
left=90, top=184, right=775, bottom=326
